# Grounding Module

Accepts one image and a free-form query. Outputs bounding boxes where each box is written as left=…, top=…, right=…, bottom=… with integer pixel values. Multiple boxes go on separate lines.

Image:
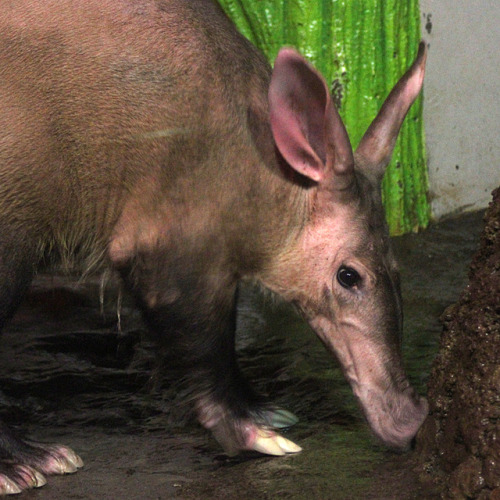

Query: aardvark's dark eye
left=337, top=266, right=361, bottom=289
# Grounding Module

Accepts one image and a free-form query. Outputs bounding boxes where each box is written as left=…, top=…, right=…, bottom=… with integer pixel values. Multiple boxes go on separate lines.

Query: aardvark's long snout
left=309, top=316, right=428, bottom=449
left=356, top=383, right=428, bottom=449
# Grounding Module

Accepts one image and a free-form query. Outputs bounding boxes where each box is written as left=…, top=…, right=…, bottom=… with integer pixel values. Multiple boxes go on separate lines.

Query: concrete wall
left=419, top=0, right=500, bottom=219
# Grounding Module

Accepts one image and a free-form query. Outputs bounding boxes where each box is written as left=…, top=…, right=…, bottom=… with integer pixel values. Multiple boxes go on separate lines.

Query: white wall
left=419, top=0, right=500, bottom=218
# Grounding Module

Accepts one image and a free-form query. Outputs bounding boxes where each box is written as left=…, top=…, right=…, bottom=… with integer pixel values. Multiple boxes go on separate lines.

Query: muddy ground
left=0, top=209, right=485, bottom=499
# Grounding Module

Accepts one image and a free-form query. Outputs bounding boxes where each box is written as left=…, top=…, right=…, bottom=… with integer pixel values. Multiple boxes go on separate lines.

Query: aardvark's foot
left=205, top=406, right=302, bottom=457
left=248, top=426, right=302, bottom=456
left=0, top=442, right=83, bottom=495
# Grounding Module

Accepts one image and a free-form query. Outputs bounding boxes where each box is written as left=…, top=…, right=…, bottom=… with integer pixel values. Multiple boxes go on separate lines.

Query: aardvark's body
left=0, top=0, right=428, bottom=494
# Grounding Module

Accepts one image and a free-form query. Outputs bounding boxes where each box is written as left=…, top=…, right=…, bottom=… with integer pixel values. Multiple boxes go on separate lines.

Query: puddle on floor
left=0, top=210, right=484, bottom=499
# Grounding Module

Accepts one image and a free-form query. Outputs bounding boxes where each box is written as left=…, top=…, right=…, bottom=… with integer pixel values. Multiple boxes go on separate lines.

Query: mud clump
left=417, top=188, right=500, bottom=499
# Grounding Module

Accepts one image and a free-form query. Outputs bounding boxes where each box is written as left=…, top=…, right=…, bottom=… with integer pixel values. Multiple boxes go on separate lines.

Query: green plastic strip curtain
left=218, top=0, right=430, bottom=235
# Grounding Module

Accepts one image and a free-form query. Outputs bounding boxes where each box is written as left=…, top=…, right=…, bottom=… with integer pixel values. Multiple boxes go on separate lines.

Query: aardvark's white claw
left=251, top=428, right=302, bottom=456
left=31, top=468, right=47, bottom=488
left=58, top=446, right=84, bottom=470
left=43, top=445, right=84, bottom=475
left=274, top=434, right=302, bottom=453
left=0, top=474, right=22, bottom=495
left=0, top=465, right=47, bottom=495
left=16, top=465, right=47, bottom=488
left=262, top=409, right=299, bottom=429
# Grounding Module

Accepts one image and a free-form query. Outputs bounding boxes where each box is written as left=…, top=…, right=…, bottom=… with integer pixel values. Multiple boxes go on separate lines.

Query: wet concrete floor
left=0, top=210, right=484, bottom=499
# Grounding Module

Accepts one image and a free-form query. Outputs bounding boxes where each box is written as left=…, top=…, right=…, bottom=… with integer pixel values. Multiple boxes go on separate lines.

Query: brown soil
left=417, top=188, right=500, bottom=499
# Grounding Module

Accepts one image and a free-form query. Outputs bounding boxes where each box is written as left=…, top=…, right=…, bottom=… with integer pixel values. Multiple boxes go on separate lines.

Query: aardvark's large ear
left=355, top=42, right=428, bottom=180
left=269, top=48, right=354, bottom=191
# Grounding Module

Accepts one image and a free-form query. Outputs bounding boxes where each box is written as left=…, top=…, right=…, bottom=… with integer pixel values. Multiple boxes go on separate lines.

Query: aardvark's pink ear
left=269, top=48, right=354, bottom=190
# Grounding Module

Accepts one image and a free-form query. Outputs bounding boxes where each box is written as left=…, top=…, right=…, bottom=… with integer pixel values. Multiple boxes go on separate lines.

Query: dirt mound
left=417, top=188, right=500, bottom=499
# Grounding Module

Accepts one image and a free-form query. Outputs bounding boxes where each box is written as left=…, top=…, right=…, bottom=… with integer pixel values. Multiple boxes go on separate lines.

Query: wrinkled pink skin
left=0, top=0, right=427, bottom=493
